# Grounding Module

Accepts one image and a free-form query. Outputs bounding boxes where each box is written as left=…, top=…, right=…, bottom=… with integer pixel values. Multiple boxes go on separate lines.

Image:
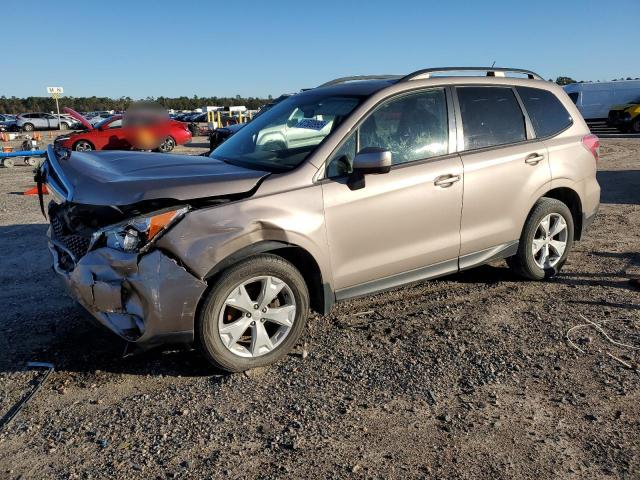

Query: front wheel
left=198, top=254, right=309, bottom=372
left=22, top=123, right=34, bottom=132
left=60, top=122, right=69, bottom=130
left=632, top=117, right=640, bottom=134
left=74, top=140, right=93, bottom=152
left=507, top=198, right=574, bottom=280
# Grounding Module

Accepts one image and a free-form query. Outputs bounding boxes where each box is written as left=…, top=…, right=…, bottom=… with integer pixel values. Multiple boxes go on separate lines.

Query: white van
left=564, top=80, right=640, bottom=120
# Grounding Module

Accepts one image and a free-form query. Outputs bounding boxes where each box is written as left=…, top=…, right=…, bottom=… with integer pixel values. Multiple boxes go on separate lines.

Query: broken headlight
left=95, top=206, right=189, bottom=253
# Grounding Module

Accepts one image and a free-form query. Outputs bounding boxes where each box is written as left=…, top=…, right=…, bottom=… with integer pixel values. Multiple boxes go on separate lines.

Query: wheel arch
left=202, top=240, right=332, bottom=316
left=539, top=187, right=583, bottom=240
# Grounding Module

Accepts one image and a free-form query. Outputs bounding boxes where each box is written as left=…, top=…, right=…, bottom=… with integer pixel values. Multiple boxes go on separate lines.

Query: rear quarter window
left=517, top=87, right=573, bottom=138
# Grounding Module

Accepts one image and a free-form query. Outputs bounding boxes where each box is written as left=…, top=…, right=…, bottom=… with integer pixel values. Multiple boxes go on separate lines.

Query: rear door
left=455, top=86, right=551, bottom=266
left=322, top=88, right=463, bottom=295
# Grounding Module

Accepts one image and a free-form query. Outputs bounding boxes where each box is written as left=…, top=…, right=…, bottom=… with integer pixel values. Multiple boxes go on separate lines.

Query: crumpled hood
left=45, top=148, right=269, bottom=206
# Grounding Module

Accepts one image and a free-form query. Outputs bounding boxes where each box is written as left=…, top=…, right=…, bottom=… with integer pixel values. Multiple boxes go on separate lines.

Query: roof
left=303, top=79, right=399, bottom=97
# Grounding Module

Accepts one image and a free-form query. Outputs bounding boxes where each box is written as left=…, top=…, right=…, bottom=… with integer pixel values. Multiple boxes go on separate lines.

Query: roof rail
left=318, top=75, right=400, bottom=88
left=399, top=67, right=543, bottom=82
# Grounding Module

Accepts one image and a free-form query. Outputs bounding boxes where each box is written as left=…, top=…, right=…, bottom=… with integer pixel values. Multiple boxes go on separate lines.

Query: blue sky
left=4, top=0, right=639, bottom=98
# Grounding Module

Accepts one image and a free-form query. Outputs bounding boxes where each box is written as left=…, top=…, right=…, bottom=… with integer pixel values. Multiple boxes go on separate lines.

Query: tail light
left=582, top=134, right=600, bottom=162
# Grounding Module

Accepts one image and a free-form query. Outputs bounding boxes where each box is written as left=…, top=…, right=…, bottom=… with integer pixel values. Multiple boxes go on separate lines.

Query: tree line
left=0, top=95, right=272, bottom=114
left=3, top=76, right=640, bottom=113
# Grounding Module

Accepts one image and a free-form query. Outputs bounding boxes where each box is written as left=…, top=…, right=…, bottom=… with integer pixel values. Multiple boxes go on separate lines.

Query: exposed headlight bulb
left=122, top=228, right=140, bottom=252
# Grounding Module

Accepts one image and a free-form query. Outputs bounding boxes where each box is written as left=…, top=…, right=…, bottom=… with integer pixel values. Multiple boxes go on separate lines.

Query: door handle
left=525, top=153, right=545, bottom=165
left=434, top=174, right=461, bottom=187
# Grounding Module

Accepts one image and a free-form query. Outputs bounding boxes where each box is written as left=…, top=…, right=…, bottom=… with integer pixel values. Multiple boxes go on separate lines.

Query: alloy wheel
left=218, top=276, right=296, bottom=358
left=532, top=213, right=568, bottom=269
left=159, top=137, right=175, bottom=152
left=75, top=141, right=92, bottom=152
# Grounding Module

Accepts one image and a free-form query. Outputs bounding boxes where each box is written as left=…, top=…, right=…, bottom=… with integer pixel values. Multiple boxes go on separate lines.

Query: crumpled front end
left=48, top=214, right=207, bottom=347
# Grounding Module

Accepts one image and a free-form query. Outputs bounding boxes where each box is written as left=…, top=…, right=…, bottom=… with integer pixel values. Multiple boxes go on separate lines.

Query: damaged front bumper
left=49, top=236, right=207, bottom=347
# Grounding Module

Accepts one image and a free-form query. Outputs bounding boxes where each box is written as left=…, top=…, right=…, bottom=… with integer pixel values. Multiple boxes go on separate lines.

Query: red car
left=55, top=108, right=192, bottom=152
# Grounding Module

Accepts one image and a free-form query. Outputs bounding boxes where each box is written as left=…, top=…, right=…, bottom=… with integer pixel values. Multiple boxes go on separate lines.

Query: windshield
left=210, top=93, right=363, bottom=172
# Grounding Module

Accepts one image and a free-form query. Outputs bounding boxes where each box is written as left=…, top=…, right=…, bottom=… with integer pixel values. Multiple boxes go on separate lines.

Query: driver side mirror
left=352, top=147, right=392, bottom=174
left=348, top=147, right=392, bottom=191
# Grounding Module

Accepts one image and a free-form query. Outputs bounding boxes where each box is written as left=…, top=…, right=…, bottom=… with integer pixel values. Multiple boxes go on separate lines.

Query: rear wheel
left=632, top=116, right=640, bottom=134
left=508, top=198, right=574, bottom=280
left=198, top=254, right=309, bottom=372
left=74, top=140, right=93, bottom=152
left=157, top=136, right=176, bottom=153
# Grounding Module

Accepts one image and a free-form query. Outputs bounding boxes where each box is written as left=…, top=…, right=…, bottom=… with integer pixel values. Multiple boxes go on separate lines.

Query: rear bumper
left=581, top=202, right=599, bottom=238
left=49, top=237, right=207, bottom=347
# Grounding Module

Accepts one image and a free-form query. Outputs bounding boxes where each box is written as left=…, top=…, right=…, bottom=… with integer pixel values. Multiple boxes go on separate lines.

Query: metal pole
left=55, top=96, right=61, bottom=131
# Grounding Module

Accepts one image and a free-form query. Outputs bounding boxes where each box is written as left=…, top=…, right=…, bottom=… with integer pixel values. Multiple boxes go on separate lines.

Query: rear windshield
left=210, top=93, right=363, bottom=172
left=517, top=87, right=573, bottom=138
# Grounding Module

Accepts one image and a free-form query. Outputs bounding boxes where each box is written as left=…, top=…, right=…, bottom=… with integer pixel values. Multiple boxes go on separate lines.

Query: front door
left=321, top=88, right=463, bottom=296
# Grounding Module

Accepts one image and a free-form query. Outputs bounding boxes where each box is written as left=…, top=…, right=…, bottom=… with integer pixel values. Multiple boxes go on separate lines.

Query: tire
left=156, top=136, right=176, bottom=153
left=198, top=254, right=309, bottom=372
left=22, top=123, right=34, bottom=132
left=632, top=116, right=640, bottom=134
left=507, top=197, right=574, bottom=280
left=73, top=140, right=94, bottom=152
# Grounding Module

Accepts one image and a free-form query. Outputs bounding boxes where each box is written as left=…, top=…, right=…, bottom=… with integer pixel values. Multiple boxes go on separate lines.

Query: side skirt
left=333, top=241, right=519, bottom=303
left=335, top=258, right=458, bottom=301
left=458, top=241, right=519, bottom=272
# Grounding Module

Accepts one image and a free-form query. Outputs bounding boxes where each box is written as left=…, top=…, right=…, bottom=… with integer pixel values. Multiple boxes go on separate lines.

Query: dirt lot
left=0, top=139, right=638, bottom=479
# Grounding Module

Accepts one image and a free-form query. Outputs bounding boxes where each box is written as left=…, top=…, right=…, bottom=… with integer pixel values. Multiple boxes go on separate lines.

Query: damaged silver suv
left=40, top=67, right=600, bottom=372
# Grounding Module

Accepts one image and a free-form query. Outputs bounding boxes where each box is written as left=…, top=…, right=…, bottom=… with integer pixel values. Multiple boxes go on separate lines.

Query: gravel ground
left=0, top=139, right=638, bottom=479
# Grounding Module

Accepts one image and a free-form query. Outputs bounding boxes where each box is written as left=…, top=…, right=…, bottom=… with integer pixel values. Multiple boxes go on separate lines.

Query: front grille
left=50, top=214, right=91, bottom=260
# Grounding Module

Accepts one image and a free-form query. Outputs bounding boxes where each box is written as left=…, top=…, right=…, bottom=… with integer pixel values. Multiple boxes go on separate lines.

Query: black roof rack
left=398, top=67, right=543, bottom=82
left=317, top=75, right=401, bottom=88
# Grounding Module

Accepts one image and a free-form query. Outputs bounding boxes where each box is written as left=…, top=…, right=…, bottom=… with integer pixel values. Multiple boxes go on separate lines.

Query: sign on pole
left=46, top=87, right=64, bottom=130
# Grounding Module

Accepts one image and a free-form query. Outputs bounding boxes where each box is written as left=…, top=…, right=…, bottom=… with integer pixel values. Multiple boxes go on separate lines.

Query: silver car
left=40, top=67, right=600, bottom=372
left=16, top=112, right=73, bottom=131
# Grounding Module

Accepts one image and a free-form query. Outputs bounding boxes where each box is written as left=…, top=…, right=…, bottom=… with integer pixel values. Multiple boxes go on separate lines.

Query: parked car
left=39, top=67, right=600, bottom=373
left=607, top=97, right=640, bottom=133
left=58, top=114, right=82, bottom=130
left=54, top=108, right=192, bottom=152
left=0, top=114, right=17, bottom=132
left=208, top=122, right=245, bottom=152
left=85, top=112, right=113, bottom=125
left=16, top=112, right=74, bottom=131
left=564, top=80, right=640, bottom=120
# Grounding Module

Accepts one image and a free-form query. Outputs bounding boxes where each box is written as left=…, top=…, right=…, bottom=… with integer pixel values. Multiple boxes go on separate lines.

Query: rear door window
left=567, top=92, right=579, bottom=104
left=516, top=86, right=573, bottom=138
left=457, top=87, right=526, bottom=150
